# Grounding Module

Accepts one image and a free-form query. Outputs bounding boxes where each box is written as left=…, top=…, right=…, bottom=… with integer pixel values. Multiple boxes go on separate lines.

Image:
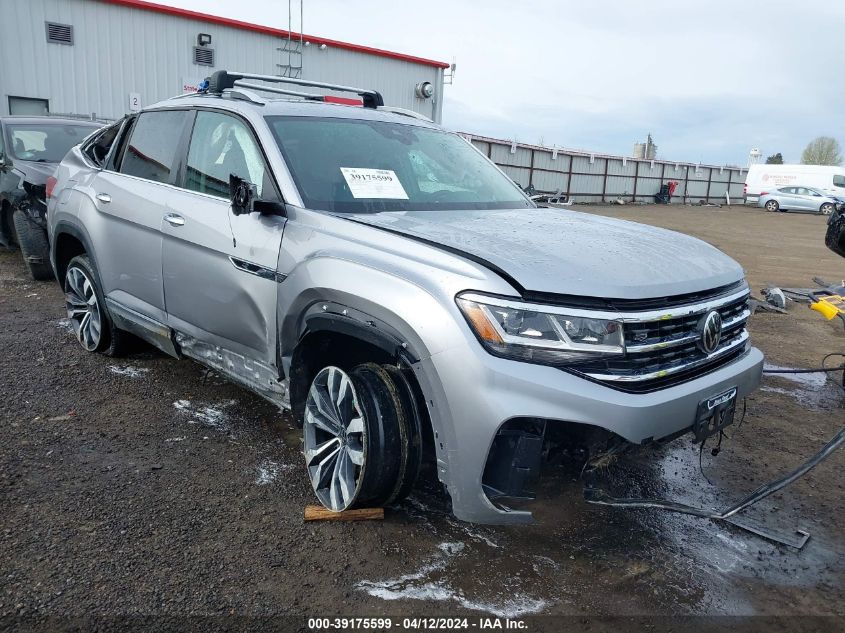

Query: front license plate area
left=693, top=387, right=737, bottom=442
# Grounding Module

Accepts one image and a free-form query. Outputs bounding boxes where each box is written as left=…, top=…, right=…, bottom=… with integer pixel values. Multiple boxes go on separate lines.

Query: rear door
left=161, top=109, right=285, bottom=364
left=792, top=187, right=814, bottom=211
left=89, top=110, right=191, bottom=322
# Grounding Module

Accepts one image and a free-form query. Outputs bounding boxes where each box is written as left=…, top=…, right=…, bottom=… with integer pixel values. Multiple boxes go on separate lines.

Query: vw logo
left=699, top=310, right=722, bottom=354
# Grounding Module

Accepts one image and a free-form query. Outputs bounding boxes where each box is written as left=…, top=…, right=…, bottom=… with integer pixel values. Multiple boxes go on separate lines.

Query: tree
left=765, top=152, right=783, bottom=164
left=800, top=137, right=842, bottom=166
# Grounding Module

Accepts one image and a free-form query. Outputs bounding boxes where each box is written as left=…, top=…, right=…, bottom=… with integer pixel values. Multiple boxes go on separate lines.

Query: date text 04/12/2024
left=307, top=617, right=528, bottom=629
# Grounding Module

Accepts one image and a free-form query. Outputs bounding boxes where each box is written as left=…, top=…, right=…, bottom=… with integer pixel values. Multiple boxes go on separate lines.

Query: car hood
left=348, top=208, right=744, bottom=299
left=11, top=159, right=57, bottom=186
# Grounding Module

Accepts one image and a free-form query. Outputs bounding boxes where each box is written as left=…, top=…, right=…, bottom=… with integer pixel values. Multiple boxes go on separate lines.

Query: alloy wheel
left=65, top=266, right=102, bottom=351
left=303, top=366, right=366, bottom=511
left=821, top=203, right=834, bottom=215
left=765, top=201, right=778, bottom=212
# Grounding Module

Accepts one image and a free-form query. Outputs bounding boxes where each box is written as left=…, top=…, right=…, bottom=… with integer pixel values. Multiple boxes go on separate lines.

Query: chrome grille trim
left=625, top=308, right=750, bottom=353
left=584, top=330, right=749, bottom=383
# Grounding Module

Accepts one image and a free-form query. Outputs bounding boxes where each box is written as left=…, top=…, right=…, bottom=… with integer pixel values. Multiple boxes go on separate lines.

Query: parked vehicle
left=0, top=116, right=103, bottom=279
left=47, top=71, right=763, bottom=524
left=757, top=186, right=843, bottom=214
left=744, top=163, right=845, bottom=204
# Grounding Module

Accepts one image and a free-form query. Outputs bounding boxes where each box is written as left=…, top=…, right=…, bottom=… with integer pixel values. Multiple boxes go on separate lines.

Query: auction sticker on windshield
left=341, top=168, right=409, bottom=199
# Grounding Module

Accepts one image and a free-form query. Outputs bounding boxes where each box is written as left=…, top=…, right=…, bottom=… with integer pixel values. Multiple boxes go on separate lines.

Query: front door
left=161, top=109, right=285, bottom=364
left=93, top=109, right=191, bottom=322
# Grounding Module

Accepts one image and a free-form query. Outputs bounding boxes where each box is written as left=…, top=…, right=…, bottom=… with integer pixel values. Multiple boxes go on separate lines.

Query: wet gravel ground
left=0, top=204, right=843, bottom=628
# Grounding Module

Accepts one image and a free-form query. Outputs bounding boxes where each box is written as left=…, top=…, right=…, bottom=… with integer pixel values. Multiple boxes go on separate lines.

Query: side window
left=780, top=187, right=794, bottom=194
left=185, top=111, right=276, bottom=200
left=83, top=122, right=120, bottom=167
left=119, top=110, right=188, bottom=184
left=833, top=175, right=845, bottom=188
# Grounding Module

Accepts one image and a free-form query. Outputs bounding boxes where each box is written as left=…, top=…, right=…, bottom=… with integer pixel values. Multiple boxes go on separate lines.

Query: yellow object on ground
left=810, top=295, right=845, bottom=320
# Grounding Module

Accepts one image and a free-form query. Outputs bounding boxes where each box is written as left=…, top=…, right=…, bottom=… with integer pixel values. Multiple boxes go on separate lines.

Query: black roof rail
left=206, top=70, right=384, bottom=108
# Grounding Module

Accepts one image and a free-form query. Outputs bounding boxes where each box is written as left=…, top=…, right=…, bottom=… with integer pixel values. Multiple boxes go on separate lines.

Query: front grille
left=573, top=288, right=751, bottom=392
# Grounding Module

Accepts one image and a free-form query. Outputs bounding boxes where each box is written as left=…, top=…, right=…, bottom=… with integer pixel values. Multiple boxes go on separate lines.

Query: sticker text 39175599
left=340, top=168, right=409, bottom=200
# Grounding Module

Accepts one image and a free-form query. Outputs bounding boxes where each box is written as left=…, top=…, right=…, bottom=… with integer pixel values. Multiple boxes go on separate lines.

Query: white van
left=744, top=164, right=845, bottom=203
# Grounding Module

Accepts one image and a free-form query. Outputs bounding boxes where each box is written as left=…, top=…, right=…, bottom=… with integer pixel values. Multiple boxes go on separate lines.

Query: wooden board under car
left=303, top=505, right=384, bottom=522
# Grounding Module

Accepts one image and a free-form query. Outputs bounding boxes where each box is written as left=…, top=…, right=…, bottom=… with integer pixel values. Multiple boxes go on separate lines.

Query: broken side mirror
left=229, top=174, right=285, bottom=216
left=230, top=174, right=257, bottom=216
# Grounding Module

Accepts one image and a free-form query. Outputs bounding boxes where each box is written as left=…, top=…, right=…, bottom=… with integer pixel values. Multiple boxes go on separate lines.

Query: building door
left=8, top=97, right=49, bottom=115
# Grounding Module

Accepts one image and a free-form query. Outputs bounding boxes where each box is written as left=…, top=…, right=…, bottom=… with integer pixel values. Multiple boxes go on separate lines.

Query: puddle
left=356, top=542, right=548, bottom=618
left=107, top=364, right=149, bottom=378
left=173, top=399, right=235, bottom=435
left=761, top=363, right=843, bottom=409
left=611, top=441, right=844, bottom=612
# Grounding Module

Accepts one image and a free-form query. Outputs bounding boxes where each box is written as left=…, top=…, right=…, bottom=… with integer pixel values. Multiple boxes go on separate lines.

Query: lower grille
left=574, top=288, right=751, bottom=391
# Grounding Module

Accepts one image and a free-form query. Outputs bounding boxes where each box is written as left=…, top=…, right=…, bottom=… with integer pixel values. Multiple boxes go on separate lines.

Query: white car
left=758, top=186, right=842, bottom=214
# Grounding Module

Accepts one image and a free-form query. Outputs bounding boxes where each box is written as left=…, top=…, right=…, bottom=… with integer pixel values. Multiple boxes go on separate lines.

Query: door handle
left=96, top=193, right=111, bottom=204
left=164, top=213, right=185, bottom=227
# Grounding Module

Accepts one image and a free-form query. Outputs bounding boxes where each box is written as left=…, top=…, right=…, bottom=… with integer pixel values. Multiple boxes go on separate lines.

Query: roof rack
left=206, top=70, right=384, bottom=109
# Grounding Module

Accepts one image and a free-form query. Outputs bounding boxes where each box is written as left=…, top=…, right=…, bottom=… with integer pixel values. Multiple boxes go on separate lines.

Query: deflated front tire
left=303, top=363, right=420, bottom=512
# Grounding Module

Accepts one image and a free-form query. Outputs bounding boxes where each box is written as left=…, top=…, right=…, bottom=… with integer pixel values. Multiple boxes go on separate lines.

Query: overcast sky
left=165, top=0, right=843, bottom=166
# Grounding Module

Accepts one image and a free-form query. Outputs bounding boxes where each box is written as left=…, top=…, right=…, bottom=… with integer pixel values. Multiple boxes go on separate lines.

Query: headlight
left=456, top=292, right=624, bottom=364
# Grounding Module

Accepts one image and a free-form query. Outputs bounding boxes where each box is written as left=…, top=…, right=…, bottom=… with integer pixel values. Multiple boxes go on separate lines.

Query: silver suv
left=47, top=71, right=763, bottom=524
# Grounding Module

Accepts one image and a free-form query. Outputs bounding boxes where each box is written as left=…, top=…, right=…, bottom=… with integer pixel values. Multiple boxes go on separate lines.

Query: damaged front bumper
left=417, top=341, right=764, bottom=525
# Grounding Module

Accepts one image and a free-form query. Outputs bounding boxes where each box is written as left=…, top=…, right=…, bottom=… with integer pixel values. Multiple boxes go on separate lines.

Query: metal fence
left=464, top=134, right=748, bottom=204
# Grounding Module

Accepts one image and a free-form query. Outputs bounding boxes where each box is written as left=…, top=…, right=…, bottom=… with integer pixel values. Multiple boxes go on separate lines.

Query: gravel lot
left=1, top=203, right=843, bottom=629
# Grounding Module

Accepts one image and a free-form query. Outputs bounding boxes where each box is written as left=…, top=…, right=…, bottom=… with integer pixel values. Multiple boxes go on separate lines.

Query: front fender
left=278, top=255, right=467, bottom=371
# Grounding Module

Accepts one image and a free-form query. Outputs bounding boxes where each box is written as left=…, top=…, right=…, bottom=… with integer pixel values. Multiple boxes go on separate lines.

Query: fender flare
left=293, top=303, right=422, bottom=367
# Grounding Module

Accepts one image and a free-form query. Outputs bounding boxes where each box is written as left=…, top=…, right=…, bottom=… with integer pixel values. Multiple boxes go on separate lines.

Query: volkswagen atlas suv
left=46, top=71, right=763, bottom=524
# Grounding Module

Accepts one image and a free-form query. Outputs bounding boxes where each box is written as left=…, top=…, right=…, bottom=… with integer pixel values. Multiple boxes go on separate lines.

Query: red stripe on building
left=99, top=0, right=451, bottom=69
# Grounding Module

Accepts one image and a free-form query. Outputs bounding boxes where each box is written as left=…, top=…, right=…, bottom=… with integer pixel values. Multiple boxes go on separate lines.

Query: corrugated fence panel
left=686, top=180, right=708, bottom=199
left=571, top=155, right=606, bottom=175
left=501, top=166, right=531, bottom=188
left=569, top=173, right=604, bottom=196
left=607, top=159, right=636, bottom=177
left=605, top=176, right=634, bottom=196
left=472, top=140, right=490, bottom=157
left=462, top=137, right=752, bottom=204
left=532, top=170, right=566, bottom=192
left=533, top=150, right=570, bottom=172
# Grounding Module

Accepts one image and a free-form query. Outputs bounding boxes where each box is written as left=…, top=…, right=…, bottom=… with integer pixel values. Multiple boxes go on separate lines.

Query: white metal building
left=0, top=0, right=449, bottom=121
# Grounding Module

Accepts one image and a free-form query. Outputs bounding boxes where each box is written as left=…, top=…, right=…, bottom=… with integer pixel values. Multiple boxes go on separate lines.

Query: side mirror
left=229, top=174, right=257, bottom=216
left=229, top=174, right=285, bottom=216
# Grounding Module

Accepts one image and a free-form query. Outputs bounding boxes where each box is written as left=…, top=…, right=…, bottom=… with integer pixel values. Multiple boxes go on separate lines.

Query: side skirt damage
left=175, top=332, right=290, bottom=409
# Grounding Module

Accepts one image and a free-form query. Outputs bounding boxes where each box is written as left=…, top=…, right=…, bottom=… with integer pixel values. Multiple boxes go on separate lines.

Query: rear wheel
left=765, top=200, right=780, bottom=212
left=64, top=254, right=129, bottom=356
left=820, top=203, right=835, bottom=215
left=303, top=363, right=420, bottom=511
left=12, top=210, right=53, bottom=280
